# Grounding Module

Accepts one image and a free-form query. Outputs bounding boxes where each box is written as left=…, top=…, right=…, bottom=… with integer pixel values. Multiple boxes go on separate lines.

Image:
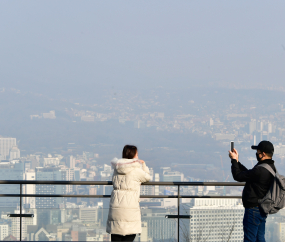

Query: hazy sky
left=0, top=1, right=285, bottom=92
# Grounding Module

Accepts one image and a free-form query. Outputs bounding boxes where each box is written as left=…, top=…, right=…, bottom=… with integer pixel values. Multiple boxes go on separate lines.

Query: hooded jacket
left=106, top=158, right=151, bottom=235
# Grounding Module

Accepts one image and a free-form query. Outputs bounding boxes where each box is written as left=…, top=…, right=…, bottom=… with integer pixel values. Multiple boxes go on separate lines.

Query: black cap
left=251, top=140, right=274, bottom=154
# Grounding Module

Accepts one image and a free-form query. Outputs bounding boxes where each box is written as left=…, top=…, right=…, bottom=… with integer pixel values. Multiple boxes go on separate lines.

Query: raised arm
left=134, top=161, right=151, bottom=183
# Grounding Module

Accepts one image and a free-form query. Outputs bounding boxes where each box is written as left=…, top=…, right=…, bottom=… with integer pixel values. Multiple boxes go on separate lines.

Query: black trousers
left=111, top=234, right=136, bottom=241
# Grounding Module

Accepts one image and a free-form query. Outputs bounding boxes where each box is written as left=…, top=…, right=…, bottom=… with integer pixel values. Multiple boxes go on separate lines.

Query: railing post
left=178, top=185, right=180, bottom=242
left=20, top=184, right=22, bottom=241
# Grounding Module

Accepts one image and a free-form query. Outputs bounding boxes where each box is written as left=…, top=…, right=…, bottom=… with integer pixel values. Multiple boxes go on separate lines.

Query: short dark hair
left=265, top=152, right=273, bottom=158
left=122, top=145, right=138, bottom=159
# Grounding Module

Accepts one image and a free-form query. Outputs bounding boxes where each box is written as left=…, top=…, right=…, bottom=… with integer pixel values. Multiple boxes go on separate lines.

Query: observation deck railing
left=0, top=181, right=245, bottom=241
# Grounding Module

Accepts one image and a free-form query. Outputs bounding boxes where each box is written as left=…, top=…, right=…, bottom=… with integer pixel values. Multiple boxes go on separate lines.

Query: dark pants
left=243, top=207, right=267, bottom=242
left=111, top=234, right=136, bottom=242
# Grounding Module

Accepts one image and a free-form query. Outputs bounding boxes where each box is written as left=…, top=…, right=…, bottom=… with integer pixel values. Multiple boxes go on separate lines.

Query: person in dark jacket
left=229, top=140, right=276, bottom=242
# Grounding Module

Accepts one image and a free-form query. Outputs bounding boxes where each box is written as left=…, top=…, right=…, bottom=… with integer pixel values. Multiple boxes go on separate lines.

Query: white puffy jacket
left=106, top=158, right=151, bottom=235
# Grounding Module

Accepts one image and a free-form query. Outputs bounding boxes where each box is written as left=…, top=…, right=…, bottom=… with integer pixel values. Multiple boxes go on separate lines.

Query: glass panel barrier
left=179, top=185, right=244, bottom=242
left=141, top=205, right=177, bottom=242
left=0, top=185, right=21, bottom=240
left=0, top=182, right=246, bottom=241
left=21, top=195, right=179, bottom=242
left=22, top=198, right=110, bottom=241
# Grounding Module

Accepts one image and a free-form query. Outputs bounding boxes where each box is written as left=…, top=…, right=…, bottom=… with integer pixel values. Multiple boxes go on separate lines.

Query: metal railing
left=0, top=180, right=245, bottom=241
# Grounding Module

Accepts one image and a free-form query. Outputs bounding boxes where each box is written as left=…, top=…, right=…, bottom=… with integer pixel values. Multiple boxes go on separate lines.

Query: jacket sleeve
left=142, top=162, right=150, bottom=174
left=231, top=160, right=260, bottom=182
left=237, top=162, right=248, bottom=171
left=134, top=163, right=151, bottom=183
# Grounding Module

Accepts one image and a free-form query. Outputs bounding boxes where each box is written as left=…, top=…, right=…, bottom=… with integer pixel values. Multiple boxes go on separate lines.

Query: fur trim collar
left=111, top=158, right=141, bottom=174
left=111, top=158, right=140, bottom=168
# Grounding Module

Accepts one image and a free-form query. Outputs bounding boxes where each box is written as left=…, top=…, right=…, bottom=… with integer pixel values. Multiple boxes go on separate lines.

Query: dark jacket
left=231, top=159, right=276, bottom=208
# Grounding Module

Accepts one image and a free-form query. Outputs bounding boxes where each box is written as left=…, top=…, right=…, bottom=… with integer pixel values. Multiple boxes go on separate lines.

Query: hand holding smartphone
left=229, top=141, right=238, bottom=162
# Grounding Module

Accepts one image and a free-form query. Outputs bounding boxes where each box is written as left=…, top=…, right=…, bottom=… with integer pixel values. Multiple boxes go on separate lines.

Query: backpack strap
left=257, top=163, right=276, bottom=177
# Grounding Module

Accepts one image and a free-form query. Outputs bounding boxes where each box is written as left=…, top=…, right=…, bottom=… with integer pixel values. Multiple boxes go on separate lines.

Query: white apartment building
left=44, top=155, right=60, bottom=166
left=155, top=173, right=159, bottom=195
left=79, top=207, right=98, bottom=224
left=24, top=171, right=36, bottom=208
left=69, top=155, right=76, bottom=168
left=162, top=170, right=184, bottom=182
left=11, top=209, right=37, bottom=240
left=141, top=185, right=154, bottom=196
left=60, top=168, right=74, bottom=193
left=189, top=199, right=244, bottom=242
left=275, top=144, right=285, bottom=156
left=9, top=146, right=20, bottom=160
left=140, top=168, right=154, bottom=196
left=0, top=137, right=17, bottom=160
left=0, top=224, right=9, bottom=240
left=138, top=221, right=152, bottom=242
left=275, top=222, right=285, bottom=241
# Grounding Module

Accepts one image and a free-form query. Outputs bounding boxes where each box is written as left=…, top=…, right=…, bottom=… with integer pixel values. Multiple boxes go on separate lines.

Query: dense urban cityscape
left=1, top=87, right=285, bottom=241
left=1, top=1, right=285, bottom=241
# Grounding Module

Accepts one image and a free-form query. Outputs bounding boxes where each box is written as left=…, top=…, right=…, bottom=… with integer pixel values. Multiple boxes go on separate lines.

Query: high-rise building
left=141, top=185, right=154, bottom=196
left=11, top=209, right=37, bottom=240
left=155, top=173, right=160, bottom=195
left=162, top=171, right=184, bottom=182
left=43, top=154, right=60, bottom=166
left=100, top=165, right=112, bottom=181
left=0, top=160, right=23, bottom=207
left=60, top=168, right=74, bottom=193
left=141, top=168, right=154, bottom=195
left=9, top=146, right=20, bottom=160
left=275, top=144, right=285, bottom=156
left=268, top=122, right=273, bottom=134
left=249, top=119, right=256, bottom=134
left=142, top=208, right=176, bottom=241
left=35, top=167, right=65, bottom=229
left=69, top=155, right=76, bottom=168
left=274, top=222, right=285, bottom=241
left=49, top=209, right=61, bottom=225
left=0, top=137, right=17, bottom=160
left=138, top=221, right=151, bottom=242
left=79, top=207, right=98, bottom=224
left=253, top=135, right=256, bottom=145
left=260, top=121, right=264, bottom=131
left=0, top=224, right=9, bottom=240
left=24, top=171, right=36, bottom=208
left=35, top=167, right=64, bottom=209
left=189, top=199, right=244, bottom=242
left=149, top=168, right=154, bottom=181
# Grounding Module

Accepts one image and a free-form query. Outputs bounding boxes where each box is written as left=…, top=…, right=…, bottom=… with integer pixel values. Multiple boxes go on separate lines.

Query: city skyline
left=1, top=1, right=285, bottom=241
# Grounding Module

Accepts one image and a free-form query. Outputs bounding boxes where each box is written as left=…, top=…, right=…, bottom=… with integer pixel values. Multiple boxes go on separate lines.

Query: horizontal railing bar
left=0, top=180, right=111, bottom=185
left=0, top=180, right=245, bottom=186
left=165, top=215, right=192, bottom=219
left=141, top=195, right=242, bottom=198
left=0, top=194, right=242, bottom=199
left=145, top=182, right=244, bottom=186
left=0, top=194, right=112, bottom=198
left=8, top=214, right=34, bottom=218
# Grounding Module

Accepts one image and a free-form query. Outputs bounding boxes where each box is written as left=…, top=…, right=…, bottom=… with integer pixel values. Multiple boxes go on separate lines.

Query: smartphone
left=231, top=141, right=234, bottom=152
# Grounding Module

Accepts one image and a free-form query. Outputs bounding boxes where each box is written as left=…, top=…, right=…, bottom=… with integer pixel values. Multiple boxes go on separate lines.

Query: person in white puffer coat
left=106, top=145, right=151, bottom=241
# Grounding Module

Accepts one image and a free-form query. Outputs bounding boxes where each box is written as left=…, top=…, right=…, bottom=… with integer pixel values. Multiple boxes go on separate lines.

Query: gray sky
left=0, top=1, right=285, bottom=91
